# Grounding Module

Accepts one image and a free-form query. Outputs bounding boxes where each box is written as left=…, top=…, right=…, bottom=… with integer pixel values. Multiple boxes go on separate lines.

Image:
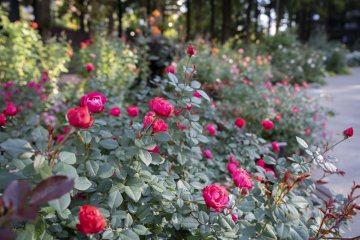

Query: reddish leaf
left=0, top=227, right=16, bottom=240
left=2, top=180, right=31, bottom=211
left=29, top=176, right=74, bottom=206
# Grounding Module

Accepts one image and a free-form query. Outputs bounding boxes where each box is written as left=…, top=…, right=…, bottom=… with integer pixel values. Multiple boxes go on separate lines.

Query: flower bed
left=0, top=17, right=358, bottom=239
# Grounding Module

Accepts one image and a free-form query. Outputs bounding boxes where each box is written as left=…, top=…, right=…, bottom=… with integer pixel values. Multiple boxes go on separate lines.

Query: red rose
left=110, top=107, right=121, bottom=117
left=234, top=117, right=246, bottom=128
left=127, top=106, right=140, bottom=117
left=193, top=91, right=201, bottom=98
left=149, top=97, right=174, bottom=118
left=343, top=127, right=354, bottom=138
left=227, top=162, right=239, bottom=174
left=66, top=107, right=94, bottom=129
left=80, top=92, right=106, bottom=113
left=86, top=63, right=94, bottom=72
left=76, top=205, right=106, bottom=234
left=232, top=168, right=253, bottom=192
left=152, top=119, right=168, bottom=133
left=262, top=119, right=274, bottom=131
left=207, top=124, right=217, bottom=135
left=3, top=103, right=18, bottom=116
left=166, top=66, right=175, bottom=74
left=271, top=141, right=280, bottom=152
left=202, top=184, right=228, bottom=212
left=187, top=44, right=196, bottom=56
left=0, top=113, right=6, bottom=126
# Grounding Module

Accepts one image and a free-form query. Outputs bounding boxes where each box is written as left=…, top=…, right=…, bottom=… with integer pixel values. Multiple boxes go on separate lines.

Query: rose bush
left=0, top=38, right=358, bottom=240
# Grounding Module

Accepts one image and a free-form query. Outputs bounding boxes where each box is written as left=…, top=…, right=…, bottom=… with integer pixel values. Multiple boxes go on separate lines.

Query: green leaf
left=196, top=89, right=210, bottom=101
left=191, top=81, right=201, bottom=89
left=219, top=215, right=235, bottom=230
left=181, top=217, right=199, bottom=229
left=263, top=224, right=277, bottom=239
left=99, top=139, right=118, bottom=150
left=139, top=150, right=152, bottom=166
left=48, top=193, right=71, bottom=212
left=291, top=196, right=309, bottom=208
left=154, top=132, right=172, bottom=142
left=198, top=211, right=209, bottom=224
left=102, top=230, right=114, bottom=239
left=132, top=225, right=151, bottom=235
left=80, top=131, right=92, bottom=144
left=118, top=229, right=139, bottom=240
left=16, top=224, right=35, bottom=240
left=290, top=225, right=309, bottom=240
left=263, top=155, right=276, bottom=165
left=107, top=191, right=123, bottom=209
left=98, top=163, right=113, bottom=179
left=0, top=139, right=34, bottom=158
left=125, top=178, right=143, bottom=202
left=34, top=216, right=46, bottom=238
left=74, top=177, right=92, bottom=191
left=86, top=160, right=99, bottom=177
left=59, top=152, right=76, bottom=165
left=277, top=223, right=290, bottom=239
left=296, top=136, right=308, bottom=149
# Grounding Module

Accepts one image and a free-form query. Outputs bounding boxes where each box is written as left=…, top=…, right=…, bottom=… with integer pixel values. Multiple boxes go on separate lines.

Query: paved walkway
left=311, top=67, right=360, bottom=237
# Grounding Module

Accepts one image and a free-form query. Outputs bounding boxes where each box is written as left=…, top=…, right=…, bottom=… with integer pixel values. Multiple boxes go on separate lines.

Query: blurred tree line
left=3, top=0, right=360, bottom=46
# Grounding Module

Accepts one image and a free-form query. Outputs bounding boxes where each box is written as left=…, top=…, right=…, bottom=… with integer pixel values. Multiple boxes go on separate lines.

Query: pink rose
left=80, top=92, right=106, bottom=113
left=204, top=149, right=213, bottom=159
left=110, top=107, right=121, bottom=117
left=127, top=106, right=140, bottom=117
left=86, top=63, right=94, bottom=72
left=271, top=141, right=280, bottom=152
left=305, top=126, right=311, bottom=136
left=3, top=103, right=18, bottom=116
left=165, top=66, right=175, bottom=74
left=207, top=124, right=217, bottom=135
left=232, top=168, right=253, bottom=194
left=56, top=134, right=65, bottom=143
left=227, top=162, right=239, bottom=174
left=202, top=184, right=228, bottom=212
left=149, top=97, right=174, bottom=118
left=0, top=113, right=6, bottom=126
left=28, top=82, right=36, bottom=88
left=262, top=119, right=274, bottom=131
left=41, top=76, right=49, bottom=82
left=234, top=117, right=246, bottom=128
left=152, top=119, right=168, bottom=133
left=292, top=106, right=299, bottom=113
left=275, top=112, right=282, bottom=122
left=143, top=111, right=155, bottom=129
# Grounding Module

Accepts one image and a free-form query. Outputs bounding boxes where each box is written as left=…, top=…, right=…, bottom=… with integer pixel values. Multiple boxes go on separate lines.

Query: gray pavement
left=311, top=67, right=360, bottom=237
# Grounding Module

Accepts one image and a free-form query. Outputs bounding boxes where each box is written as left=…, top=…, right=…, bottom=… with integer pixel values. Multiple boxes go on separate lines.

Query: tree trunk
left=186, top=0, right=191, bottom=41
left=221, top=0, right=232, bottom=43
left=275, top=0, right=281, bottom=34
left=245, top=0, right=253, bottom=44
left=33, top=0, right=39, bottom=23
left=79, top=0, right=86, bottom=32
left=254, top=0, right=260, bottom=40
left=108, top=11, right=114, bottom=35
left=38, top=0, right=51, bottom=40
left=118, top=0, right=123, bottom=37
left=210, top=0, right=215, bottom=40
left=194, top=0, right=203, bottom=38
left=9, top=0, right=20, bottom=22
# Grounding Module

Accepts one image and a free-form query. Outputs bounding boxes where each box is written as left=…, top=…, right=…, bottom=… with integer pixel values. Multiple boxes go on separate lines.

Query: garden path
left=310, top=67, right=360, bottom=237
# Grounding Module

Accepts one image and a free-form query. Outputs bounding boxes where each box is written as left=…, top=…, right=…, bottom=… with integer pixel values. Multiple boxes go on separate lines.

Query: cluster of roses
left=143, top=97, right=174, bottom=133
left=0, top=76, right=50, bottom=127
left=202, top=155, right=253, bottom=221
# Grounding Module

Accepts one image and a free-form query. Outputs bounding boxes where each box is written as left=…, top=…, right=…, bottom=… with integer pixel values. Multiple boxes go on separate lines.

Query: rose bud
left=86, top=63, right=94, bottom=72
left=76, top=205, right=106, bottom=234
left=165, top=66, right=175, bottom=74
left=234, top=117, right=246, bottom=128
left=271, top=141, right=280, bottom=152
left=204, top=149, right=213, bottom=159
left=207, top=124, right=217, bottom=135
left=187, top=44, right=196, bottom=56
left=110, top=107, right=121, bottom=117
left=343, top=127, right=354, bottom=138
left=152, top=119, right=168, bottom=133
left=66, top=107, right=94, bottom=129
left=262, top=119, right=274, bottom=131
left=127, top=106, right=140, bottom=117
